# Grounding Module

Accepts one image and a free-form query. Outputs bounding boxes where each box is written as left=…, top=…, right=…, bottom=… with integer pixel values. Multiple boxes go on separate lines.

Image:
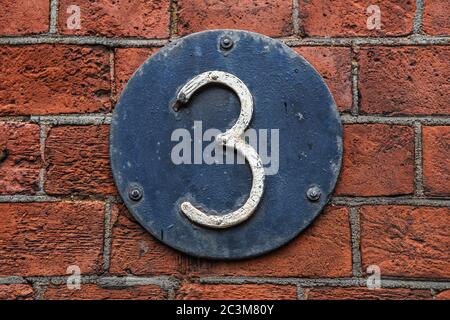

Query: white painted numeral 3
left=175, top=71, right=265, bottom=229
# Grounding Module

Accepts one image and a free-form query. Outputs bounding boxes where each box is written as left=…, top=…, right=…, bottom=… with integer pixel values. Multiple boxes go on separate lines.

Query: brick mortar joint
left=414, top=122, right=424, bottom=197
left=198, top=277, right=450, bottom=290
left=413, top=0, right=424, bottom=34
left=331, top=197, right=450, bottom=206
left=37, top=124, right=49, bottom=196
left=0, top=35, right=448, bottom=47
left=340, top=115, right=450, bottom=125
left=0, top=194, right=124, bottom=203
left=18, top=276, right=181, bottom=290
left=102, top=198, right=113, bottom=273
left=18, top=276, right=180, bottom=299
left=32, top=282, right=44, bottom=300
left=350, top=45, right=359, bottom=116
left=1, top=195, right=449, bottom=205
left=296, top=285, right=305, bottom=300
left=2, top=114, right=450, bottom=126
left=49, top=0, right=59, bottom=34
left=1, top=276, right=449, bottom=290
left=292, top=0, right=300, bottom=35
left=169, top=0, right=179, bottom=38
left=109, top=49, right=116, bottom=105
left=349, top=207, right=362, bottom=277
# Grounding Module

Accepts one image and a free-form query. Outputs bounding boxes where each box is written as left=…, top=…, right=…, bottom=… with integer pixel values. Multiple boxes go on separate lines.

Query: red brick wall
left=0, top=0, right=449, bottom=300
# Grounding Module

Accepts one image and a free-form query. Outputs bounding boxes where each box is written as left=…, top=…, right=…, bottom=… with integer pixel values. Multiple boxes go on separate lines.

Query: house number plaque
left=110, top=30, right=343, bottom=259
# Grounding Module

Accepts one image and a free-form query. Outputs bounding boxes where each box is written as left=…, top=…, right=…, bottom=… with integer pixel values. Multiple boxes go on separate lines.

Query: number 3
left=174, top=71, right=265, bottom=229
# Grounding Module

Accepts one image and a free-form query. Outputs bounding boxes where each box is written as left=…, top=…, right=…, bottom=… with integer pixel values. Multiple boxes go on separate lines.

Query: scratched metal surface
left=110, top=30, right=343, bottom=259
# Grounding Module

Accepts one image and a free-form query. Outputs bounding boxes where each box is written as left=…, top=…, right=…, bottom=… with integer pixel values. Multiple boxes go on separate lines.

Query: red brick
left=109, top=204, right=184, bottom=276
left=359, top=47, right=450, bottom=115
left=177, top=283, right=297, bottom=300
left=115, top=48, right=158, bottom=98
left=0, top=45, right=111, bottom=116
left=0, top=123, right=41, bottom=195
left=45, top=126, right=116, bottom=196
left=178, top=0, right=293, bottom=37
left=0, top=0, right=49, bottom=35
left=294, top=47, right=352, bottom=112
left=423, top=1, right=450, bottom=35
left=335, top=124, right=414, bottom=196
left=188, top=206, right=352, bottom=277
left=0, top=202, right=104, bottom=276
left=361, top=206, right=450, bottom=279
left=299, top=0, right=415, bottom=37
left=42, top=284, right=166, bottom=300
left=58, top=0, right=170, bottom=38
left=303, top=287, right=432, bottom=300
left=0, top=284, right=34, bottom=300
left=423, top=126, right=450, bottom=197
left=436, top=290, right=450, bottom=300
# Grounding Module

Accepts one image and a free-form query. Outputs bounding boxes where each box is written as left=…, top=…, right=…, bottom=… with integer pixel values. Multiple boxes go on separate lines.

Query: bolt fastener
left=129, top=186, right=143, bottom=201
left=220, top=36, right=233, bottom=50
left=306, top=186, right=321, bottom=201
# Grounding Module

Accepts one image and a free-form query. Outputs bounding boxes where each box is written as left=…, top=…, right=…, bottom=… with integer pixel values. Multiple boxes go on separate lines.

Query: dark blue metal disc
left=110, top=30, right=342, bottom=259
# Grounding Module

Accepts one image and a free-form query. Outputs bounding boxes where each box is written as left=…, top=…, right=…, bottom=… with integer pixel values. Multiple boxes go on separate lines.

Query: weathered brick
left=0, top=284, right=34, bottom=300
left=423, top=126, right=450, bottom=197
left=42, top=284, right=166, bottom=300
left=295, top=47, right=352, bottom=112
left=335, top=124, right=415, bottom=196
left=109, top=204, right=184, bottom=276
left=188, top=206, right=352, bottom=277
left=423, top=1, right=450, bottom=35
left=0, top=45, right=111, bottom=116
left=0, top=202, right=104, bottom=276
left=0, top=123, right=41, bottom=195
left=178, top=0, right=293, bottom=37
left=45, top=126, right=116, bottom=196
left=303, top=287, right=432, bottom=300
left=115, top=48, right=157, bottom=98
left=361, top=206, right=450, bottom=279
left=359, top=47, right=450, bottom=115
left=436, top=290, right=450, bottom=300
left=299, top=0, right=415, bottom=36
left=58, top=0, right=170, bottom=38
left=0, top=0, right=49, bottom=35
left=177, top=283, right=297, bottom=300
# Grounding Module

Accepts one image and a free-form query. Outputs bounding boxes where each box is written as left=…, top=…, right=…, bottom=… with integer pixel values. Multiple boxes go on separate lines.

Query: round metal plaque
left=110, top=30, right=343, bottom=259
